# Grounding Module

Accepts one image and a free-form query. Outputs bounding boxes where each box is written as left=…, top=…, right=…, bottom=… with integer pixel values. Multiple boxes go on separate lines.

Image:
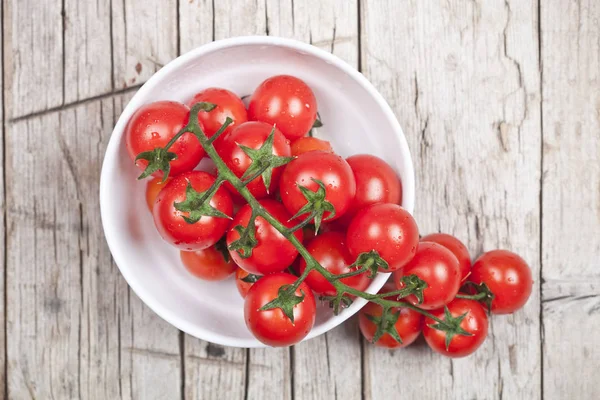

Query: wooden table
left=1, top=1, right=598, bottom=399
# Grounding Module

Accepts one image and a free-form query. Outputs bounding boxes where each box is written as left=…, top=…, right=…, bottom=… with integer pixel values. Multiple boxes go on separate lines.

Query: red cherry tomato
left=244, top=273, right=316, bottom=347
left=248, top=75, right=317, bottom=140
left=338, top=154, right=402, bottom=226
left=423, top=297, right=488, bottom=358
left=346, top=203, right=419, bottom=271
left=153, top=171, right=233, bottom=251
left=180, top=246, right=236, bottom=281
left=145, top=176, right=171, bottom=211
left=469, top=250, right=532, bottom=314
left=298, top=231, right=371, bottom=296
left=421, top=233, right=471, bottom=281
left=235, top=268, right=261, bottom=299
left=226, top=199, right=304, bottom=275
left=279, top=151, right=356, bottom=222
left=188, top=88, right=248, bottom=149
left=219, top=121, right=291, bottom=199
left=125, top=101, right=203, bottom=177
left=393, top=242, right=461, bottom=310
left=358, top=283, right=423, bottom=348
left=291, top=137, right=333, bottom=156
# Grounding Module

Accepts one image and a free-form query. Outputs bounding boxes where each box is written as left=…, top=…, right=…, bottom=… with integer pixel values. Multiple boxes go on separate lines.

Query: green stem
left=373, top=287, right=415, bottom=299
left=285, top=211, right=317, bottom=234
left=455, top=292, right=487, bottom=301
left=242, top=162, right=271, bottom=186
left=197, top=176, right=225, bottom=206
left=207, top=117, right=233, bottom=145
left=331, top=266, right=368, bottom=280
left=194, top=120, right=450, bottom=328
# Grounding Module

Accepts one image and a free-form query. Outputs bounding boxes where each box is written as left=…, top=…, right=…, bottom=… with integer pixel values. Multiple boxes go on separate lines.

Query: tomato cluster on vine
left=124, top=74, right=533, bottom=356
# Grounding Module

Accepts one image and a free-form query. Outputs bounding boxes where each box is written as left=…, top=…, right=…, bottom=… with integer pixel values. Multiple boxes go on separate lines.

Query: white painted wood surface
left=540, top=1, right=600, bottom=399
left=0, top=0, right=598, bottom=399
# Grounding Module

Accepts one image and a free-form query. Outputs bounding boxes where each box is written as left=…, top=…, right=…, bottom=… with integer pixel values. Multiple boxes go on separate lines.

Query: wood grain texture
left=5, top=108, right=84, bottom=399
left=540, top=1, right=600, bottom=399
left=111, top=0, right=178, bottom=90
left=0, top=0, right=6, bottom=394
left=4, top=91, right=183, bottom=399
left=2, top=0, right=63, bottom=118
left=64, top=0, right=113, bottom=103
left=361, top=1, right=541, bottom=399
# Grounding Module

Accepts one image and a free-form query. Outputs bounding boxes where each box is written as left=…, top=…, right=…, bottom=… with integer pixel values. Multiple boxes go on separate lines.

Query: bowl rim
left=100, top=35, right=415, bottom=348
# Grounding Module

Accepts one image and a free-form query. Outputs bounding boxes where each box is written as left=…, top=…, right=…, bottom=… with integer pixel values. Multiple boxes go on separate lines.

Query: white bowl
left=100, top=36, right=415, bottom=348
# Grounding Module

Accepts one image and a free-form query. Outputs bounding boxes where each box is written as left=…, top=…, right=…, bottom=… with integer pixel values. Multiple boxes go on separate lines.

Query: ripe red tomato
left=188, top=88, right=248, bottom=148
left=423, top=298, right=488, bottom=358
left=358, top=283, right=423, bottom=348
left=125, top=101, right=203, bottom=177
left=469, top=250, right=532, bottom=314
left=346, top=203, right=419, bottom=271
left=393, top=242, right=461, bottom=310
left=421, top=233, right=471, bottom=281
left=180, top=246, right=236, bottom=281
left=219, top=121, right=291, bottom=199
left=235, top=268, right=261, bottom=299
left=338, top=154, right=402, bottom=225
left=227, top=199, right=304, bottom=275
left=153, top=171, right=233, bottom=251
left=298, top=231, right=370, bottom=296
left=291, top=137, right=333, bottom=156
left=279, top=151, right=356, bottom=222
left=244, top=273, right=316, bottom=347
left=248, top=75, right=317, bottom=140
left=145, top=176, right=171, bottom=211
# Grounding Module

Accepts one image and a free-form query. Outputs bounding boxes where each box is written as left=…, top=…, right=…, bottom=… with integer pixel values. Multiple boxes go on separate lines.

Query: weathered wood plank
left=184, top=340, right=246, bottom=400
left=2, top=0, right=63, bottom=118
left=63, top=0, right=113, bottom=103
left=541, top=1, right=600, bottom=399
left=111, top=0, right=178, bottom=90
left=4, top=91, right=183, bottom=398
left=6, top=108, right=84, bottom=399
left=0, top=1, right=6, bottom=394
left=361, top=1, right=541, bottom=399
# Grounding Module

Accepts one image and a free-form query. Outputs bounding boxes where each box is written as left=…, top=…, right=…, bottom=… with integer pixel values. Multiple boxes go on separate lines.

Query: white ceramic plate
left=100, top=36, right=414, bottom=348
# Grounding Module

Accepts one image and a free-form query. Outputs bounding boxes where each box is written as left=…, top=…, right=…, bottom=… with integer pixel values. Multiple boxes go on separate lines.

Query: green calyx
left=366, top=307, right=404, bottom=344
left=396, top=274, right=428, bottom=304
left=135, top=148, right=177, bottom=182
left=290, top=178, right=336, bottom=233
left=228, top=217, right=258, bottom=259
left=260, top=285, right=306, bottom=323
left=173, top=181, right=231, bottom=224
left=134, top=101, right=217, bottom=182
left=350, top=250, right=389, bottom=278
left=239, top=126, right=294, bottom=191
left=428, top=307, right=473, bottom=350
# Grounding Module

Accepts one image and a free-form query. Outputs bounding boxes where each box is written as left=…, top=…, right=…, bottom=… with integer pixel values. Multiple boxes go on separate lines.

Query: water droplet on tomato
left=151, top=131, right=160, bottom=138
left=233, top=158, right=241, bottom=166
